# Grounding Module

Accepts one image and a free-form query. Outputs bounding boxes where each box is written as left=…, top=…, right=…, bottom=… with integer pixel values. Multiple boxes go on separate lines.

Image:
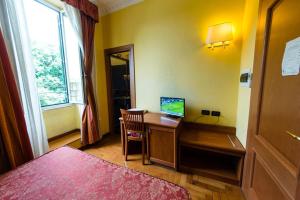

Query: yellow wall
left=94, top=21, right=110, bottom=135
left=43, top=105, right=81, bottom=138
left=235, top=0, right=260, bottom=146
left=95, top=0, right=246, bottom=130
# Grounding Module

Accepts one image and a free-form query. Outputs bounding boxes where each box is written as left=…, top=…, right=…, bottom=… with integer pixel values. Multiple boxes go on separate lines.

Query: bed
left=0, top=147, right=190, bottom=200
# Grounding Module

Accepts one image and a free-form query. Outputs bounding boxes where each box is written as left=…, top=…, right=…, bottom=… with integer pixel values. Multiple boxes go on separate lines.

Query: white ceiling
left=92, top=0, right=144, bottom=16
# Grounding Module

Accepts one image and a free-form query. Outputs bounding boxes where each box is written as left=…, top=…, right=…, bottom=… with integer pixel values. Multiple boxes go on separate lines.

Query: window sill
left=42, top=103, right=74, bottom=111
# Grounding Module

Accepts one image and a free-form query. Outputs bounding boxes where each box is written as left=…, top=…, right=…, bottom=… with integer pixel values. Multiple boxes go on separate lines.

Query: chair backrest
left=120, top=109, right=145, bottom=133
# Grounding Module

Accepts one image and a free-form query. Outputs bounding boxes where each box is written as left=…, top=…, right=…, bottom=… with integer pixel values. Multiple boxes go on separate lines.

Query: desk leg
left=147, top=127, right=151, bottom=164
left=120, top=121, right=125, bottom=155
left=146, top=128, right=150, bottom=161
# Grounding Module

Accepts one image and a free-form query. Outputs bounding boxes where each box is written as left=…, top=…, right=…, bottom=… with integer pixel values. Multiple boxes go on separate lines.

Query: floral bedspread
left=0, top=147, right=190, bottom=200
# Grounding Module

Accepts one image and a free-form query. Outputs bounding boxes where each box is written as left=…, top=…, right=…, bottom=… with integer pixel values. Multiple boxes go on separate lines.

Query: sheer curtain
left=63, top=3, right=85, bottom=136
left=63, top=3, right=84, bottom=54
left=0, top=0, right=49, bottom=157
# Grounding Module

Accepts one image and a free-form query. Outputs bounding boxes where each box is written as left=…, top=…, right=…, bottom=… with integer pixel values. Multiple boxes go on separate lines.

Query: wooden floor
left=83, top=133, right=245, bottom=200
left=48, top=132, right=81, bottom=151
left=48, top=133, right=245, bottom=200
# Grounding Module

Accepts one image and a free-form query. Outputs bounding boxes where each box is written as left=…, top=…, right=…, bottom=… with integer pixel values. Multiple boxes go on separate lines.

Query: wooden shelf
left=180, top=128, right=245, bottom=155
left=179, top=124, right=245, bottom=185
left=179, top=146, right=241, bottom=185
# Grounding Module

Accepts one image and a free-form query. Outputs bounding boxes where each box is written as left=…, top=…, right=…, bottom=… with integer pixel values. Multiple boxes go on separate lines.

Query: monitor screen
left=160, top=97, right=185, bottom=117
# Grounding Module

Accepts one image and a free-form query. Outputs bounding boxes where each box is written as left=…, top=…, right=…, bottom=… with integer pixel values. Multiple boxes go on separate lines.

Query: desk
left=120, top=112, right=182, bottom=169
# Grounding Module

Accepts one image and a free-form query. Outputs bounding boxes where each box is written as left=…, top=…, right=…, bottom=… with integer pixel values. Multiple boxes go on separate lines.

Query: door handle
left=286, top=131, right=300, bottom=141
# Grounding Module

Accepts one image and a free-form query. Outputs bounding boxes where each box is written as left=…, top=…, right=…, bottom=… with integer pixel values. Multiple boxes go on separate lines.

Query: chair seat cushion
left=128, top=132, right=142, bottom=138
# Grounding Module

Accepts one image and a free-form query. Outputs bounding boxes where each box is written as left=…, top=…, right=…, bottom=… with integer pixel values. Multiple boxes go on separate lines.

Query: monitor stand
left=161, top=114, right=182, bottom=123
left=165, top=114, right=181, bottom=119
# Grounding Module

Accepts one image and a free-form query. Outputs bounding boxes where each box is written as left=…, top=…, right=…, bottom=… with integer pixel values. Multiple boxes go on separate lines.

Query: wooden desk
left=120, top=112, right=182, bottom=169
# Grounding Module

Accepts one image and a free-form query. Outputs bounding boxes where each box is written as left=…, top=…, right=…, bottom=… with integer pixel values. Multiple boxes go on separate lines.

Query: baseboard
left=48, top=129, right=80, bottom=142
left=79, top=132, right=111, bottom=150
left=182, top=122, right=236, bottom=135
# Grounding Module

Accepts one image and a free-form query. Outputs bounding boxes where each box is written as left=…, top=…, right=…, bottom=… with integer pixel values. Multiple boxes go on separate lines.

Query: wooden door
left=243, top=0, right=300, bottom=200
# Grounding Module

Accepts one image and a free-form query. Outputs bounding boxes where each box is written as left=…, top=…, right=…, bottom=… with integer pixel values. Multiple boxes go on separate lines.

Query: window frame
left=32, top=0, right=70, bottom=108
left=61, top=13, right=85, bottom=105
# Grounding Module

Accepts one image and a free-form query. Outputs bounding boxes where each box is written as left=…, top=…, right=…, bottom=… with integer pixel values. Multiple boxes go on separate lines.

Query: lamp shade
left=206, top=23, right=233, bottom=45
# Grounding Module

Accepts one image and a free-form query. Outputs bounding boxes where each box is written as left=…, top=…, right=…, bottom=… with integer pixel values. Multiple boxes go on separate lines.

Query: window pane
left=25, top=0, right=68, bottom=107
left=63, top=16, right=84, bottom=104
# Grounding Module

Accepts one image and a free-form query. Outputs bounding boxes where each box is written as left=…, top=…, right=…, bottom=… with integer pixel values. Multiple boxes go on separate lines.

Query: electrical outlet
left=211, top=111, right=221, bottom=117
left=201, top=110, right=210, bottom=116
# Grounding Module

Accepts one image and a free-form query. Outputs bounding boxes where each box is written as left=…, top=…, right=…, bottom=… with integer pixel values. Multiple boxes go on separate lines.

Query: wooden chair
left=120, top=109, right=148, bottom=165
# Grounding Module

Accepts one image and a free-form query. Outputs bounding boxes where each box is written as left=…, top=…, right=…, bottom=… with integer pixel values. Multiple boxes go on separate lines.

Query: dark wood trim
left=110, top=55, right=129, bottom=62
left=47, top=129, right=80, bottom=142
left=104, top=44, right=136, bottom=134
left=182, top=122, right=236, bottom=135
left=149, top=157, right=175, bottom=168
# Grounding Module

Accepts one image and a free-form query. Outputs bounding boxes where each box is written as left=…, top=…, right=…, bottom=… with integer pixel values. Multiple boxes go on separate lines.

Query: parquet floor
left=48, top=132, right=81, bottom=151
left=83, top=134, right=245, bottom=200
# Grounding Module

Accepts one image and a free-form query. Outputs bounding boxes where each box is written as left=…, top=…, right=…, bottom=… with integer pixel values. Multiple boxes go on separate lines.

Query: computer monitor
left=160, top=97, right=185, bottom=118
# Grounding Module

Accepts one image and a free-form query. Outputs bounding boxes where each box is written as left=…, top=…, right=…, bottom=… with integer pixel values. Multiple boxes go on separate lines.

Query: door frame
left=104, top=44, right=136, bottom=134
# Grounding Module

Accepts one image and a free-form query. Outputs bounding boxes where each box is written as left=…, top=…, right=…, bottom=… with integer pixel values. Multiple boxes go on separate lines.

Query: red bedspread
left=0, top=147, right=189, bottom=200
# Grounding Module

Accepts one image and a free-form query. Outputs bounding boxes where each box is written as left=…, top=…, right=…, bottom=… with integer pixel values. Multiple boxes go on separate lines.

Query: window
left=63, top=15, right=84, bottom=104
left=24, top=0, right=83, bottom=107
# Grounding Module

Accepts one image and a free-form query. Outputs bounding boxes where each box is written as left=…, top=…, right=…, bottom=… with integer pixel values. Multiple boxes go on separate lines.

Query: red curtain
left=63, top=0, right=100, bottom=145
left=0, top=31, right=34, bottom=173
left=63, top=0, right=99, bottom=22
left=81, top=13, right=100, bottom=145
left=0, top=130, right=10, bottom=174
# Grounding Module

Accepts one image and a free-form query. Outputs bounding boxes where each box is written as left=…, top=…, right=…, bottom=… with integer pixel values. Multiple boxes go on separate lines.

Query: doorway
left=104, top=44, right=136, bottom=134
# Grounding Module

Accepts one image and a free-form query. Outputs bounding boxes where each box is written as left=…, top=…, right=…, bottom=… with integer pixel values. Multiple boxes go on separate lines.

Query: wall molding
left=97, top=0, right=144, bottom=16
left=48, top=129, right=80, bottom=142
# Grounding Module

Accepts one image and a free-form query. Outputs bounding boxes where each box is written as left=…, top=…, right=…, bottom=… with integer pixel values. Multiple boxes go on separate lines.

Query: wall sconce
left=206, top=23, right=233, bottom=49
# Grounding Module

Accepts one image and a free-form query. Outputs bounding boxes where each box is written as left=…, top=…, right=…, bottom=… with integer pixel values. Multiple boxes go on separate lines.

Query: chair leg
left=142, top=136, right=145, bottom=165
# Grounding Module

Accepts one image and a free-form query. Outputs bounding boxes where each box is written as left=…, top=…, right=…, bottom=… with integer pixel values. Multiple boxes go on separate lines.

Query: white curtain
left=63, top=3, right=84, bottom=54
left=0, top=0, right=49, bottom=157
left=63, top=3, right=85, bottom=133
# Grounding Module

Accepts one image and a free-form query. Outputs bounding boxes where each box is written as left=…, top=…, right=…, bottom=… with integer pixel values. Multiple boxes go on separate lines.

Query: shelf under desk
left=179, top=124, right=245, bottom=185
